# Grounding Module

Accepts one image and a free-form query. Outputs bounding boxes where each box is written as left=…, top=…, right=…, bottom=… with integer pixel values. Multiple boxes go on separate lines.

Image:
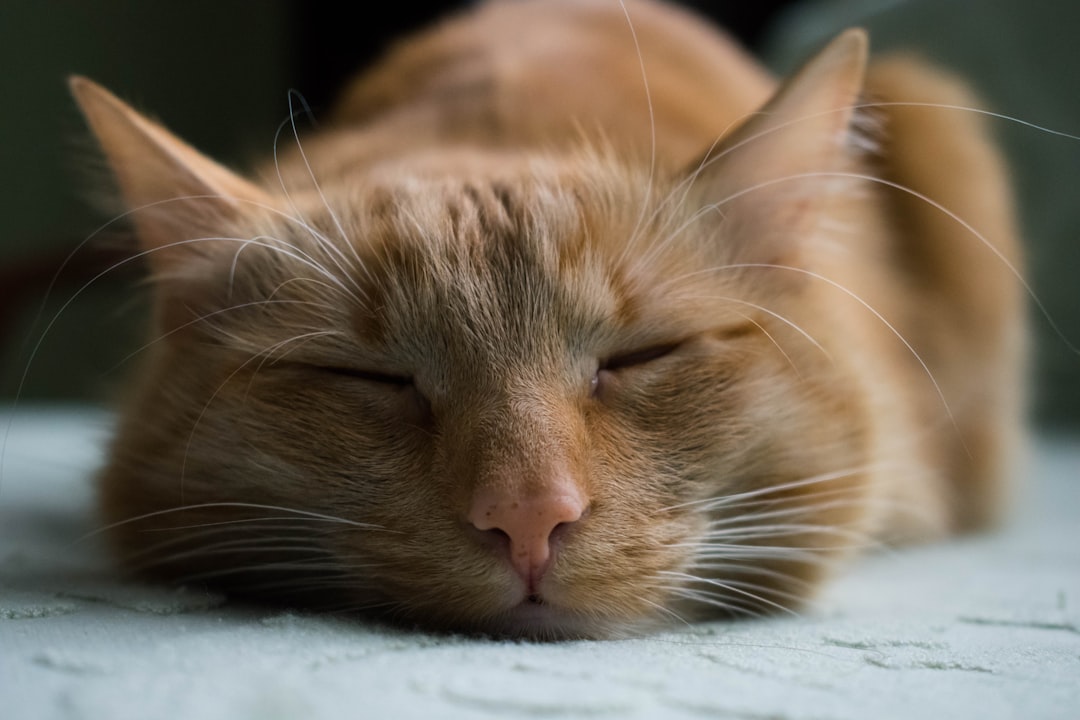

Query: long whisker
left=617, top=0, right=657, bottom=255
left=283, top=92, right=354, bottom=264
left=658, top=584, right=769, bottom=618
left=664, top=570, right=814, bottom=609
left=660, top=466, right=876, bottom=513
left=140, top=516, right=356, bottom=533
left=78, top=502, right=388, bottom=543
left=656, top=578, right=786, bottom=621
left=118, top=526, right=341, bottom=567
left=856, top=100, right=1080, bottom=142
left=679, top=560, right=817, bottom=591
left=697, top=521, right=873, bottom=542
left=688, top=483, right=868, bottom=517
left=731, top=256, right=964, bottom=448
left=827, top=170, right=1075, bottom=356
left=639, top=595, right=694, bottom=629
left=271, top=109, right=374, bottom=296
left=732, top=310, right=804, bottom=378
left=704, top=294, right=831, bottom=362
left=639, top=117, right=746, bottom=257
left=673, top=544, right=838, bottom=561
left=107, top=298, right=338, bottom=372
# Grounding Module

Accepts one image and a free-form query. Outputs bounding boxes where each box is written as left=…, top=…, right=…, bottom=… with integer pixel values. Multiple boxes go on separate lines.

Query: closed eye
left=315, top=365, right=432, bottom=424
left=320, top=366, right=414, bottom=387
left=601, top=342, right=680, bottom=372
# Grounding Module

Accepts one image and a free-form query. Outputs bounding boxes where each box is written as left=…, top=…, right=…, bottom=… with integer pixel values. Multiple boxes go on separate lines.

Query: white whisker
left=78, top=502, right=388, bottom=543
left=617, top=0, right=657, bottom=257
left=280, top=91, right=367, bottom=281
left=660, top=466, right=875, bottom=513
left=659, top=570, right=802, bottom=616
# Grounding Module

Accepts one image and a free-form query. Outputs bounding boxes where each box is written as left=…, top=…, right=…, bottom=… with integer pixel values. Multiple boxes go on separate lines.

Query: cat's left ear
left=69, top=76, right=273, bottom=277
left=684, top=28, right=869, bottom=269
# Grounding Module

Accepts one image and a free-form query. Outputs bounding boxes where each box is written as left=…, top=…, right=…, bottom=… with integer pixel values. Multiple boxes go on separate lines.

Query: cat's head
left=75, top=29, right=874, bottom=638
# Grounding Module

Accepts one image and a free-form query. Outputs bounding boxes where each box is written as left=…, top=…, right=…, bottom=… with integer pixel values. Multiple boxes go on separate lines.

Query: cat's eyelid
left=319, top=365, right=414, bottom=387
left=601, top=341, right=681, bottom=372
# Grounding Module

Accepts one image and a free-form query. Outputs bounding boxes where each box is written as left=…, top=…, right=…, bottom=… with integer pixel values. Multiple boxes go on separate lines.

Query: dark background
left=2, top=0, right=1077, bottom=432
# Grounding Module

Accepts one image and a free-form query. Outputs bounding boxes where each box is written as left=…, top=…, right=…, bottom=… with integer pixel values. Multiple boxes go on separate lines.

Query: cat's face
left=77, top=29, right=873, bottom=639
left=100, top=155, right=868, bottom=638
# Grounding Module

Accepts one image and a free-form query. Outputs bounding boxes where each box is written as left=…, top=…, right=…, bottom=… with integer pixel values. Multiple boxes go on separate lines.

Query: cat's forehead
left=271, top=155, right=731, bottom=364
left=348, top=171, right=625, bottom=351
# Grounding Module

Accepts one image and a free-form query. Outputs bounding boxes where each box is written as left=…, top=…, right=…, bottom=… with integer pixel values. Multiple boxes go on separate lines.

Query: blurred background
left=1, top=0, right=1077, bottom=431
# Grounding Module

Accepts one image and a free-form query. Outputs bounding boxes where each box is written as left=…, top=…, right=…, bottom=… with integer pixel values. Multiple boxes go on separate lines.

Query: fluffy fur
left=72, top=0, right=1024, bottom=639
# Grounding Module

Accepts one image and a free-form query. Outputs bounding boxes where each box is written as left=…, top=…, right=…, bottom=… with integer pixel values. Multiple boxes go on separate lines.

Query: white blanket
left=2, top=407, right=1077, bottom=719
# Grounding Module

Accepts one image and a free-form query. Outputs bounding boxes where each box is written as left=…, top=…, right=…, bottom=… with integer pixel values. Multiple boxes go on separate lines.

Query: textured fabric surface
left=1, top=407, right=1078, bottom=719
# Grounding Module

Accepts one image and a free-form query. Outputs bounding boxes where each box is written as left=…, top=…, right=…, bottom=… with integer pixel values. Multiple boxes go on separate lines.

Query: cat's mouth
left=478, top=592, right=605, bottom=640
left=499, top=596, right=578, bottom=638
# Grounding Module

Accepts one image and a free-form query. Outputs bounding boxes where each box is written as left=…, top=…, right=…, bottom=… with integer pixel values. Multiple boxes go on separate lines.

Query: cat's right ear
left=69, top=76, right=272, bottom=277
left=681, top=28, right=869, bottom=274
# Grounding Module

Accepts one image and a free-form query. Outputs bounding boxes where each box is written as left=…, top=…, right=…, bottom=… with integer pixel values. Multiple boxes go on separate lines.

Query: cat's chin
left=469, top=596, right=614, bottom=641
left=464, top=595, right=648, bottom=643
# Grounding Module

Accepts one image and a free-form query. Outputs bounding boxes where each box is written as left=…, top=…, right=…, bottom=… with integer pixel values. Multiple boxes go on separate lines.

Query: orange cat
left=73, top=0, right=1024, bottom=638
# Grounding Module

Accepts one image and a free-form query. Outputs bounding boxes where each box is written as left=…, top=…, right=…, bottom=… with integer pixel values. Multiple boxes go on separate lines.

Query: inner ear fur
left=681, top=28, right=869, bottom=270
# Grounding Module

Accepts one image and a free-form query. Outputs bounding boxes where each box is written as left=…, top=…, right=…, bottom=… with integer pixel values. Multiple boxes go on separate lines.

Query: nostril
left=549, top=515, right=581, bottom=543
left=471, top=525, right=512, bottom=550
left=466, top=484, right=589, bottom=584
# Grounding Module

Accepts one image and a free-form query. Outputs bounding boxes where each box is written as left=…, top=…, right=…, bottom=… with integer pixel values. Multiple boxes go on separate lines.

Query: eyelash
left=314, top=342, right=681, bottom=394
left=320, top=366, right=414, bottom=387
left=317, top=365, right=433, bottom=422
left=591, top=342, right=680, bottom=397
left=600, top=342, right=680, bottom=372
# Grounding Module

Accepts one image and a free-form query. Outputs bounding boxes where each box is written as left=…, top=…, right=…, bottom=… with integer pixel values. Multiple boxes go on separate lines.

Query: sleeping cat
left=72, top=0, right=1024, bottom=639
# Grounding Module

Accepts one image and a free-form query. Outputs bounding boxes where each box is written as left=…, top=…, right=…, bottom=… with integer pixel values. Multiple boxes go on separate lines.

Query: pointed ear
left=69, top=76, right=272, bottom=276
left=683, top=28, right=869, bottom=270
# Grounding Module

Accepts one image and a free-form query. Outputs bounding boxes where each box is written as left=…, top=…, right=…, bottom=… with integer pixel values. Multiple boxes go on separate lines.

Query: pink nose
left=468, top=480, right=588, bottom=587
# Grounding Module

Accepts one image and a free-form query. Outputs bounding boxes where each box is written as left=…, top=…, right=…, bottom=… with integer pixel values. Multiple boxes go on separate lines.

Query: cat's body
left=74, top=0, right=1023, bottom=638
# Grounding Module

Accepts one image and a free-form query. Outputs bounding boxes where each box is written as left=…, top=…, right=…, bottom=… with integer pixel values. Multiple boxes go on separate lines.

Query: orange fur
left=73, top=0, right=1023, bottom=639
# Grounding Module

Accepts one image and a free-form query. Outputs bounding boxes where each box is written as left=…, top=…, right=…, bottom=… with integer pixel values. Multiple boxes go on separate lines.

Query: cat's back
left=326, top=0, right=776, bottom=165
